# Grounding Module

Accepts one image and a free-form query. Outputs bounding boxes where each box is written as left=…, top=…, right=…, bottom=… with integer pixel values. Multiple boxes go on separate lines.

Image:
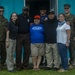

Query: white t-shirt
left=57, top=23, right=70, bottom=44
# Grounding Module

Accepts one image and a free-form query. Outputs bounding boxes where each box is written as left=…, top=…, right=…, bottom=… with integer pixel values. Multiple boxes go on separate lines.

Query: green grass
left=0, top=69, right=75, bottom=75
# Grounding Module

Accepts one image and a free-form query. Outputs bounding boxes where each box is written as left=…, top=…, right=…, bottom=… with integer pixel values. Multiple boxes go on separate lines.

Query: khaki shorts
left=31, top=43, right=44, bottom=56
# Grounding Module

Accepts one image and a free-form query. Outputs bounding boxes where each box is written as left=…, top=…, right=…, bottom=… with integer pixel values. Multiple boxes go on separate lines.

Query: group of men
left=0, top=4, right=75, bottom=71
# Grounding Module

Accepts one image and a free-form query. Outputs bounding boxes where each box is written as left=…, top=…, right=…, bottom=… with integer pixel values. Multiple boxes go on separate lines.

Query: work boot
left=0, top=63, right=2, bottom=70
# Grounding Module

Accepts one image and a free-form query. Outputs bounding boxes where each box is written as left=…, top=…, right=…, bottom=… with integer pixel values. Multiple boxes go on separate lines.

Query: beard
left=23, top=11, right=28, bottom=15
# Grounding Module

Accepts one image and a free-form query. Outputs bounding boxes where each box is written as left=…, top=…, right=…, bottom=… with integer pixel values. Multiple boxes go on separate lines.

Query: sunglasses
left=64, top=8, right=69, bottom=9
left=0, top=10, right=4, bottom=12
left=23, top=9, right=29, bottom=11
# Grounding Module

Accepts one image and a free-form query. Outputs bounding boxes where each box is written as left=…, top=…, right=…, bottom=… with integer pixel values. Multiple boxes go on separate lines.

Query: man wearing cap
left=16, top=6, right=32, bottom=70
left=40, top=7, right=48, bottom=24
left=30, top=15, right=44, bottom=70
left=64, top=4, right=75, bottom=69
left=39, top=7, right=48, bottom=66
left=43, top=10, right=59, bottom=71
left=0, top=6, right=8, bottom=70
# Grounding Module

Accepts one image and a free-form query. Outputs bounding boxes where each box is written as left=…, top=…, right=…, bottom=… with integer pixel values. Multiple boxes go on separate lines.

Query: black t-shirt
left=18, top=14, right=32, bottom=34
left=7, top=21, right=18, bottom=39
left=43, top=16, right=58, bottom=43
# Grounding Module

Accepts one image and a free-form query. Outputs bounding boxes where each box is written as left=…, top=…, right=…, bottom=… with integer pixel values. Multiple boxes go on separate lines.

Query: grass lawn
left=0, top=69, right=75, bottom=75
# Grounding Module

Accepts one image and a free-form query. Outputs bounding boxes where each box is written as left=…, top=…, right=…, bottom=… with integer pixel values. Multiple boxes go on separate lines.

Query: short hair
left=0, top=6, right=4, bottom=9
left=40, top=7, right=46, bottom=10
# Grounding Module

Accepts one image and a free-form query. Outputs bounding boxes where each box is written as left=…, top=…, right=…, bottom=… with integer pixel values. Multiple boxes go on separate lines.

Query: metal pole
left=57, top=0, right=58, bottom=18
left=24, top=0, right=25, bottom=6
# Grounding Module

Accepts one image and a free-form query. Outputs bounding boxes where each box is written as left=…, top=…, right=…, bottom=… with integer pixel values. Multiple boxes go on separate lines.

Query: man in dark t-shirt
left=16, top=6, right=32, bottom=71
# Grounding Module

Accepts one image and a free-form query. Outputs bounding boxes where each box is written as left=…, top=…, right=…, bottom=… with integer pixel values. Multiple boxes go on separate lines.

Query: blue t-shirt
left=30, top=23, right=44, bottom=43
left=40, top=15, right=48, bottom=23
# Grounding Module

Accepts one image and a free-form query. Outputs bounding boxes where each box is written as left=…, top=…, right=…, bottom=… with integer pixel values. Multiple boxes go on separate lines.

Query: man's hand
left=66, top=21, right=70, bottom=25
left=6, top=41, right=9, bottom=48
left=66, top=42, right=69, bottom=47
left=73, top=37, right=75, bottom=41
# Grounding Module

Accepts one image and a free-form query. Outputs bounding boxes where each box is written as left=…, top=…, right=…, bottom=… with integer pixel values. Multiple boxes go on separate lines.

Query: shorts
left=31, top=43, right=44, bottom=56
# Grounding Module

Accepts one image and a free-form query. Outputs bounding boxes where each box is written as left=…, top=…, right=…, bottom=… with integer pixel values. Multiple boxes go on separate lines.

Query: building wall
left=0, top=0, right=75, bottom=20
left=58, top=0, right=75, bottom=14
left=0, top=0, right=24, bottom=20
left=0, top=0, right=72, bottom=60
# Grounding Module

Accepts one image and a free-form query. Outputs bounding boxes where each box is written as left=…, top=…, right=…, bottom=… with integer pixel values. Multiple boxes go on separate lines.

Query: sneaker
left=23, top=66, right=29, bottom=70
left=45, top=67, right=52, bottom=70
left=68, top=65, right=73, bottom=69
left=8, top=70, right=16, bottom=72
left=16, top=67, right=22, bottom=71
left=58, top=69, right=67, bottom=72
left=53, top=68, right=59, bottom=71
left=73, top=65, right=75, bottom=68
left=0, top=68, right=2, bottom=71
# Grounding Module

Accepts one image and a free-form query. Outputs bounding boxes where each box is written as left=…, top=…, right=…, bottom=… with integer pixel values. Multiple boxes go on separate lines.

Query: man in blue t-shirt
left=30, top=15, right=44, bottom=70
left=40, top=7, right=48, bottom=24
left=40, top=7, right=48, bottom=65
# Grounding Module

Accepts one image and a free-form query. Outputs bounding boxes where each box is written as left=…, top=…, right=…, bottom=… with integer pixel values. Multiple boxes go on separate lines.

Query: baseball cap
left=48, top=9, right=55, bottom=15
left=22, top=6, right=29, bottom=11
left=0, top=6, right=4, bottom=9
left=64, top=4, right=71, bottom=8
left=34, top=15, right=40, bottom=19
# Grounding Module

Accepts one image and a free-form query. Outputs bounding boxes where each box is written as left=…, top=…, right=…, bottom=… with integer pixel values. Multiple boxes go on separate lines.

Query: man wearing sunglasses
left=0, top=6, right=8, bottom=70
left=64, top=4, right=75, bottom=69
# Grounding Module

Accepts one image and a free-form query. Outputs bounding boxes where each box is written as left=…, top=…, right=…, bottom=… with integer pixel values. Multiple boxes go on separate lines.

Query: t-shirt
left=7, top=21, right=18, bottom=39
left=30, top=23, right=44, bottom=43
left=43, top=16, right=58, bottom=43
left=40, top=15, right=48, bottom=23
left=57, top=23, right=70, bottom=44
left=18, top=14, right=32, bottom=34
